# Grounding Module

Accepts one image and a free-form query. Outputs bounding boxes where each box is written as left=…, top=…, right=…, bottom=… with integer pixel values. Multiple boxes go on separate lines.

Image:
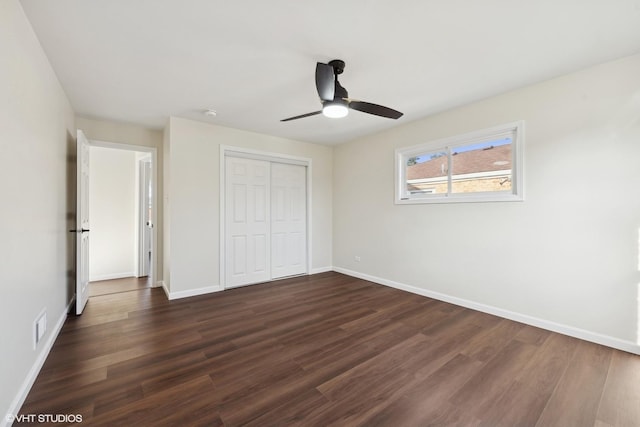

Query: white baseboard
left=89, top=272, right=136, bottom=282
left=162, top=268, right=336, bottom=300
left=333, top=267, right=640, bottom=356
left=164, top=284, right=223, bottom=300
left=309, top=266, right=334, bottom=275
left=160, top=281, right=170, bottom=299
left=4, top=299, right=73, bottom=427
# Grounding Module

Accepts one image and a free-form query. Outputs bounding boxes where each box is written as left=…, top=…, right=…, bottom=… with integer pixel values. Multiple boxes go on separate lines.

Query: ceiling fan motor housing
left=334, top=81, right=348, bottom=99
left=328, top=59, right=345, bottom=74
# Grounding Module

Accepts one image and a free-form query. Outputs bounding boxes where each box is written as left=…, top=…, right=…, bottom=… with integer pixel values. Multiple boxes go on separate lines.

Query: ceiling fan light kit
left=322, top=100, right=349, bottom=118
left=281, top=59, right=403, bottom=122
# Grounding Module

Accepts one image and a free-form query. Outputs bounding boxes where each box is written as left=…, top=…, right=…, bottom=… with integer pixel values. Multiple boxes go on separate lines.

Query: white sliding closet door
left=225, top=157, right=270, bottom=288
left=271, top=163, right=307, bottom=278
left=225, top=156, right=307, bottom=288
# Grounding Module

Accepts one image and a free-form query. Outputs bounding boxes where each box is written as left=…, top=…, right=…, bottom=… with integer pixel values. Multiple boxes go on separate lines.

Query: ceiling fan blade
left=349, top=100, right=403, bottom=119
left=315, top=62, right=335, bottom=101
left=280, top=111, right=323, bottom=122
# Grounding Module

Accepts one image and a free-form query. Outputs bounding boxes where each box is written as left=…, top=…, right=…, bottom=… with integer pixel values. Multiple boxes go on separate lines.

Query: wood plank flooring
left=89, top=276, right=150, bottom=297
left=17, top=272, right=640, bottom=426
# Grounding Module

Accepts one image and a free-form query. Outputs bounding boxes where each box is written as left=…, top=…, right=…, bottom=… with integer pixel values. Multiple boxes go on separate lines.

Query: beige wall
left=76, top=116, right=163, bottom=148
left=164, top=117, right=333, bottom=296
left=76, top=117, right=164, bottom=284
left=0, top=0, right=76, bottom=420
left=333, top=53, right=640, bottom=350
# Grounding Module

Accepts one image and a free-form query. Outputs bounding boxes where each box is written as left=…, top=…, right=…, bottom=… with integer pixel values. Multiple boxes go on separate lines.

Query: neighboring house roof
left=407, top=144, right=511, bottom=179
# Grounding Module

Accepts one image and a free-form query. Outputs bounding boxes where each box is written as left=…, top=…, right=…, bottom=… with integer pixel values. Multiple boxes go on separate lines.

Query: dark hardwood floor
left=18, top=272, right=640, bottom=426
left=89, top=276, right=150, bottom=297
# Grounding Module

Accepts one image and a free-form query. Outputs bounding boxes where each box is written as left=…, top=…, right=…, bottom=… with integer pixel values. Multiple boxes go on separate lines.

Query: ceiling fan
left=281, top=59, right=403, bottom=122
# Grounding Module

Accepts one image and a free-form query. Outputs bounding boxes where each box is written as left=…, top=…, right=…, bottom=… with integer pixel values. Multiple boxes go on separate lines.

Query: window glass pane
left=405, top=150, right=448, bottom=195
left=450, top=137, right=512, bottom=194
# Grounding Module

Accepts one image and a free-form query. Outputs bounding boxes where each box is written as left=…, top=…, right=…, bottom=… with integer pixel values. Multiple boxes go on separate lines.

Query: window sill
left=396, top=193, right=524, bottom=204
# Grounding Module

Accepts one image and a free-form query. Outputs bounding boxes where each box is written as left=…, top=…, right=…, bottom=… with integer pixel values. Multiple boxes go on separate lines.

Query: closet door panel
left=225, top=157, right=271, bottom=287
left=271, top=163, right=307, bottom=279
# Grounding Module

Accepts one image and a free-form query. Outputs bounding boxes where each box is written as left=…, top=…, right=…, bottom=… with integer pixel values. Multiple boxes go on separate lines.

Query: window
left=396, top=121, right=524, bottom=203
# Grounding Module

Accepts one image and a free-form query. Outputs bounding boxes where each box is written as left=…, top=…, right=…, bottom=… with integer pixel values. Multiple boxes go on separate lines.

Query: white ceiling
left=19, top=0, right=640, bottom=145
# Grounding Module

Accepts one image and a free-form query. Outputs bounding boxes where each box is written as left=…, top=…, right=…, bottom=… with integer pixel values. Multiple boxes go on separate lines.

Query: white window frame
left=395, top=121, right=524, bottom=204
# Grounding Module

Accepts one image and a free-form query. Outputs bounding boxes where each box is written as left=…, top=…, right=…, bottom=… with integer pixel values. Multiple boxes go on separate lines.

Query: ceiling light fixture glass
left=322, top=100, right=349, bottom=118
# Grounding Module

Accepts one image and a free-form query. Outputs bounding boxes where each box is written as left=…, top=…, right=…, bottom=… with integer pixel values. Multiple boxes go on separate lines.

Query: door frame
left=137, top=157, right=152, bottom=277
left=90, top=139, right=159, bottom=288
left=219, top=145, right=312, bottom=289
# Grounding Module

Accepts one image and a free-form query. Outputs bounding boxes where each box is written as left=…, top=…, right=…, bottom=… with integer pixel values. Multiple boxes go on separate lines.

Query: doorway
left=221, top=147, right=311, bottom=289
left=86, top=140, right=157, bottom=298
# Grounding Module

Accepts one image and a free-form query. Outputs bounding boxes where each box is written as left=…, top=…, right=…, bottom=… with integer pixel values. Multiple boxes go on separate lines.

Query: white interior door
left=138, top=159, right=152, bottom=277
left=75, top=130, right=91, bottom=314
left=225, top=156, right=271, bottom=288
left=271, top=163, right=307, bottom=279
